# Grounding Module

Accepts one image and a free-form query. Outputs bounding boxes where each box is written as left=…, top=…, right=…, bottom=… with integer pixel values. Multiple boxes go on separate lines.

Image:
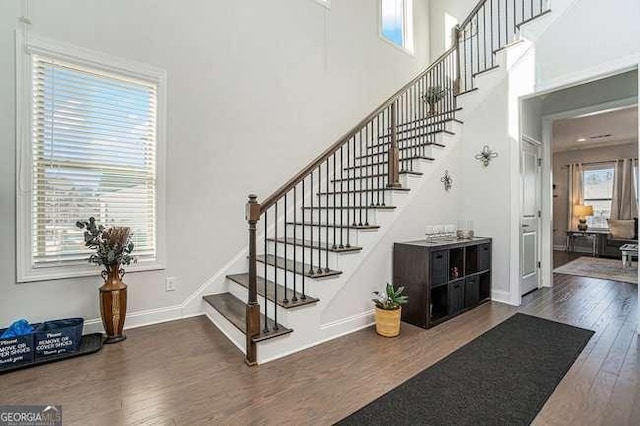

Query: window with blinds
left=30, top=54, right=158, bottom=269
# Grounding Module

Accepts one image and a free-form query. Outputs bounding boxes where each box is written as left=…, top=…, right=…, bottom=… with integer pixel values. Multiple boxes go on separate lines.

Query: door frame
left=520, top=135, right=543, bottom=295
left=539, top=97, right=638, bottom=291
left=514, top=58, right=640, bottom=309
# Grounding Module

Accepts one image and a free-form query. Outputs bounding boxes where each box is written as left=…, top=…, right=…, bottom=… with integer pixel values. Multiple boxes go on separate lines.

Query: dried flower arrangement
left=76, top=217, right=136, bottom=271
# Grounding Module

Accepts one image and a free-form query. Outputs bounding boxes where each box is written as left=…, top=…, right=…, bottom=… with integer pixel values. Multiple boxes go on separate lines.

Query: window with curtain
left=380, top=0, right=414, bottom=52
left=17, top=34, right=165, bottom=282
left=582, top=164, right=615, bottom=229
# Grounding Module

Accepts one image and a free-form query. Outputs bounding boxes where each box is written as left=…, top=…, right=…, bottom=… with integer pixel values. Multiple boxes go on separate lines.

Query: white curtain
left=567, top=163, right=584, bottom=231
left=610, top=158, right=638, bottom=220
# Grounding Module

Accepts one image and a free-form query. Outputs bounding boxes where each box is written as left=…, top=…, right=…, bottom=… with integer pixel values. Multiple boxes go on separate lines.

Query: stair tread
left=286, top=221, right=380, bottom=230
left=377, top=128, right=455, bottom=142
left=266, top=237, right=362, bottom=253
left=456, top=87, right=479, bottom=96
left=332, top=171, right=423, bottom=182
left=357, top=142, right=445, bottom=160
left=227, top=273, right=319, bottom=309
left=472, top=64, right=500, bottom=78
left=203, top=293, right=292, bottom=342
left=344, top=156, right=434, bottom=170
left=393, top=112, right=463, bottom=131
left=317, top=187, right=409, bottom=195
left=302, top=205, right=397, bottom=210
left=257, top=254, right=342, bottom=279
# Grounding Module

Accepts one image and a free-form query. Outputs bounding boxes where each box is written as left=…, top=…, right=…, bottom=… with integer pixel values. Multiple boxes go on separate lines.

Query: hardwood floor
left=2, top=274, right=638, bottom=426
left=554, top=249, right=593, bottom=268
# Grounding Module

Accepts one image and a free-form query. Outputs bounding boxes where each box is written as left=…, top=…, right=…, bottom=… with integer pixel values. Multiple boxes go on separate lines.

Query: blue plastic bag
left=1, top=319, right=34, bottom=338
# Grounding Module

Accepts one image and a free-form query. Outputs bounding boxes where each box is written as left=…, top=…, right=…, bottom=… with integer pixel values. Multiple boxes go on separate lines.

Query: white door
left=521, top=138, right=542, bottom=296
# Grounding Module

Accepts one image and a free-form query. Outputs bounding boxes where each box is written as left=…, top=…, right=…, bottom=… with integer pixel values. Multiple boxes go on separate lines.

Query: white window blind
left=30, top=54, right=158, bottom=267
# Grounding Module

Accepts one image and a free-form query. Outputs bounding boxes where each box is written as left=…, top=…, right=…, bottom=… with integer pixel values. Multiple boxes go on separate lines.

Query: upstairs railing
left=243, top=0, right=550, bottom=365
left=456, top=0, right=551, bottom=93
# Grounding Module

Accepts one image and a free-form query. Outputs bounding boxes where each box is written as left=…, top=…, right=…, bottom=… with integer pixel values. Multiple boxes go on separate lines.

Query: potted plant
left=76, top=217, right=136, bottom=344
left=422, top=86, right=450, bottom=116
left=372, top=283, right=408, bottom=337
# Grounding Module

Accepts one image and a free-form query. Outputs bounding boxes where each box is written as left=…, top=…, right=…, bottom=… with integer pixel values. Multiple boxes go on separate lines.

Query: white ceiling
left=552, top=106, right=638, bottom=152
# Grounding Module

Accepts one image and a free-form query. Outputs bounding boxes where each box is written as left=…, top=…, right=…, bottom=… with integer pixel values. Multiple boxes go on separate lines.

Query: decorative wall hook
left=475, top=145, right=499, bottom=167
left=441, top=170, right=453, bottom=191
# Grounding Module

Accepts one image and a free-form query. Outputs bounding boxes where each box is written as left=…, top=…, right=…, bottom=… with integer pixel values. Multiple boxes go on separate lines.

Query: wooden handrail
left=259, top=45, right=457, bottom=213
left=459, top=0, right=490, bottom=29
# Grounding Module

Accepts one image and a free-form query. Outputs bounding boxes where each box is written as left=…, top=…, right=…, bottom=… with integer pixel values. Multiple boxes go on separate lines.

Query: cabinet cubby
left=393, top=237, right=492, bottom=329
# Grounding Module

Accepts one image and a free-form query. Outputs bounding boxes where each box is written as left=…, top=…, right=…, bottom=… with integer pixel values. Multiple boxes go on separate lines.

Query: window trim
left=15, top=30, right=167, bottom=282
left=378, top=0, right=415, bottom=56
left=582, top=162, right=615, bottom=231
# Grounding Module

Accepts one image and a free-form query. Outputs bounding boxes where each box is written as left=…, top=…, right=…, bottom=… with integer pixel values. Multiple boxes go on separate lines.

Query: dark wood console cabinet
left=393, top=237, right=492, bottom=329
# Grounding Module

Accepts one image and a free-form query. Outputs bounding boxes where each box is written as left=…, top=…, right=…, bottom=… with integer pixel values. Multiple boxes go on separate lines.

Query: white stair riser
left=265, top=242, right=359, bottom=270
left=301, top=207, right=389, bottom=224
left=202, top=302, right=246, bottom=354
left=257, top=261, right=341, bottom=289
left=313, top=191, right=405, bottom=206
left=284, top=223, right=364, bottom=246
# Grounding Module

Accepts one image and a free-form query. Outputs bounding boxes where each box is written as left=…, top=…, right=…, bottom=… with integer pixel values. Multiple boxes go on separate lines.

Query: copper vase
left=99, top=265, right=128, bottom=344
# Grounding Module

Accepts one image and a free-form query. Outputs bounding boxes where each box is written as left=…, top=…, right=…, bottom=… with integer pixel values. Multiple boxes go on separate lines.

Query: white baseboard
left=257, top=310, right=375, bottom=364
left=83, top=304, right=188, bottom=334
left=491, top=289, right=517, bottom=306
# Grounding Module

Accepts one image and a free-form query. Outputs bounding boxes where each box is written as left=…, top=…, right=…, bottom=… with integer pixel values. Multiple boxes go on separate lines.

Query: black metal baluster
left=382, top=109, right=387, bottom=206
left=358, top=131, right=363, bottom=226
left=263, top=209, right=269, bottom=333
left=469, top=19, right=473, bottom=88
left=325, top=159, right=330, bottom=271
left=475, top=15, right=480, bottom=76
left=530, top=0, right=534, bottom=20
left=293, top=186, right=298, bottom=302
left=482, top=5, right=487, bottom=71
left=364, top=124, right=370, bottom=225
left=332, top=153, right=337, bottom=249
left=301, top=179, right=306, bottom=299
left=273, top=201, right=278, bottom=330
left=346, top=138, right=352, bottom=245
left=504, top=0, right=509, bottom=48
left=317, top=165, right=323, bottom=275
left=490, top=0, right=495, bottom=67
left=513, top=0, right=518, bottom=34
left=309, top=170, right=314, bottom=276
left=340, top=146, right=345, bottom=248
left=352, top=136, right=357, bottom=226
left=497, top=0, right=501, bottom=48
left=283, top=193, right=289, bottom=304
left=376, top=115, right=381, bottom=206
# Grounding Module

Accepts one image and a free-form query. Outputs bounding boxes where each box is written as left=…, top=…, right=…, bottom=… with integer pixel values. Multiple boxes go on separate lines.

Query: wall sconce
left=441, top=170, right=453, bottom=191
left=475, top=145, right=498, bottom=167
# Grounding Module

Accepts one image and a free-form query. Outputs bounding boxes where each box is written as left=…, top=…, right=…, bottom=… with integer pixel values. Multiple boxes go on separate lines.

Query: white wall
left=552, top=143, right=638, bottom=247
left=0, top=0, right=432, bottom=327
left=428, top=0, right=476, bottom=61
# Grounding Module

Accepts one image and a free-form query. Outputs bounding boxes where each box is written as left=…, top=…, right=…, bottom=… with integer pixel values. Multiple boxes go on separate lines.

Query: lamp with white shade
left=574, top=204, right=594, bottom=231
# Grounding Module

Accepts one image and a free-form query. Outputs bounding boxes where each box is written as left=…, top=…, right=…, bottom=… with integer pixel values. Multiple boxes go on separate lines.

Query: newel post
left=245, top=194, right=261, bottom=366
left=452, top=25, right=461, bottom=95
left=387, top=102, right=401, bottom=188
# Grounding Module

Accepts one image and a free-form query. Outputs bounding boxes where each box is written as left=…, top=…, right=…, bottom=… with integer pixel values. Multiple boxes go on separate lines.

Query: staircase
left=203, top=0, right=552, bottom=365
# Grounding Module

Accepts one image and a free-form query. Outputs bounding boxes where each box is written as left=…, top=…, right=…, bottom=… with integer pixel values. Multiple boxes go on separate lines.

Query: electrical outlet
left=165, top=277, right=177, bottom=292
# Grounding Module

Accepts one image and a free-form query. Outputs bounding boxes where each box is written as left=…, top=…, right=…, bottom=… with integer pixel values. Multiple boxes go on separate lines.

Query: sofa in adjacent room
left=599, top=218, right=638, bottom=259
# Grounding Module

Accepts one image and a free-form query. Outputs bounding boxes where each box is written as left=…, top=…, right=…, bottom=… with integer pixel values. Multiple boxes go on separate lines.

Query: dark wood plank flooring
left=2, top=274, right=638, bottom=425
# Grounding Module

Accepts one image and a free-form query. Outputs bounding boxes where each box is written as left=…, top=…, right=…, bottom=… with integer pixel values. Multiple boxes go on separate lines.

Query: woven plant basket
left=374, top=306, right=402, bottom=337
